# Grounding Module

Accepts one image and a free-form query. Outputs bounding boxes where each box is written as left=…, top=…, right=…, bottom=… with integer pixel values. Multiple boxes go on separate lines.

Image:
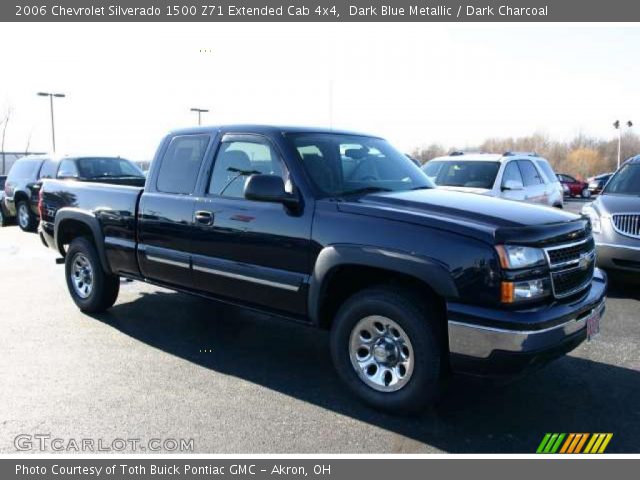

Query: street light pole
left=190, top=108, right=209, bottom=126
left=38, top=92, right=65, bottom=153
left=614, top=120, right=634, bottom=169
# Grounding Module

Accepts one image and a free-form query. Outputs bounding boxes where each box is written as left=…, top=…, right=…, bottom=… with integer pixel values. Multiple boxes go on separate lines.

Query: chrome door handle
left=195, top=210, right=214, bottom=226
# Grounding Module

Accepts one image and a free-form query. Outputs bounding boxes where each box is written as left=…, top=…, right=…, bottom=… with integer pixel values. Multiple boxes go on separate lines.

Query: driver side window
left=209, top=139, right=290, bottom=199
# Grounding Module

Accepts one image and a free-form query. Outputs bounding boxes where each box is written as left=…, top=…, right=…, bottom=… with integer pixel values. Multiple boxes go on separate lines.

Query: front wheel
left=581, top=188, right=591, bottom=199
left=65, top=237, right=120, bottom=312
left=330, top=287, right=444, bottom=413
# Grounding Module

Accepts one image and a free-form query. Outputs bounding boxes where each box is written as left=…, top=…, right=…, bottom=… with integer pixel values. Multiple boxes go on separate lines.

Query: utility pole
left=190, top=108, right=209, bottom=125
left=37, top=92, right=66, bottom=152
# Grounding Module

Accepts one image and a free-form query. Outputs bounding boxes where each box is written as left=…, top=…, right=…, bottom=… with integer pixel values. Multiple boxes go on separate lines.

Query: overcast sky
left=1, top=23, right=638, bottom=160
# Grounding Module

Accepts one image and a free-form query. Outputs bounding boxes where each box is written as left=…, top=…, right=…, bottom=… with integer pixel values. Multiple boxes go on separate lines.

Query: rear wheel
left=17, top=201, right=37, bottom=231
left=330, top=286, right=444, bottom=413
left=65, top=237, right=119, bottom=312
left=0, top=206, right=6, bottom=227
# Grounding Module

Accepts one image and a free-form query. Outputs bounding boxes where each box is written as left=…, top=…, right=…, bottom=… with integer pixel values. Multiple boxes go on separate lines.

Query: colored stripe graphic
left=538, top=433, right=613, bottom=454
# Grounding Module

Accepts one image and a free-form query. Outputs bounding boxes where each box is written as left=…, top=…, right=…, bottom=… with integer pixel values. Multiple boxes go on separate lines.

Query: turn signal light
left=501, top=282, right=515, bottom=303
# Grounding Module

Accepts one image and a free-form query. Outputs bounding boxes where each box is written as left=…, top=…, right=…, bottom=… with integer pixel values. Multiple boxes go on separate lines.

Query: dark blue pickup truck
left=39, top=125, right=607, bottom=412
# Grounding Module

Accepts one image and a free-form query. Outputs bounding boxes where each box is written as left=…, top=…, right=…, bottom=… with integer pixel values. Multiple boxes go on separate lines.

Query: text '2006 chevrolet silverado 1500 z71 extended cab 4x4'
left=39, top=125, right=607, bottom=412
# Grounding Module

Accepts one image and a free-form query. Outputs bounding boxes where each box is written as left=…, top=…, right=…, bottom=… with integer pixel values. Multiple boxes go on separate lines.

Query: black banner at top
left=4, top=0, right=640, bottom=22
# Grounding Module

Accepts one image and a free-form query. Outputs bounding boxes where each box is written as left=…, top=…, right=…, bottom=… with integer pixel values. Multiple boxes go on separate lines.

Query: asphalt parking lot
left=1, top=198, right=638, bottom=453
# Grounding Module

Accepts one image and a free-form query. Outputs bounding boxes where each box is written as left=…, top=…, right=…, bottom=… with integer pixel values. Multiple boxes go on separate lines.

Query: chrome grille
left=544, top=236, right=595, bottom=298
left=612, top=213, right=640, bottom=239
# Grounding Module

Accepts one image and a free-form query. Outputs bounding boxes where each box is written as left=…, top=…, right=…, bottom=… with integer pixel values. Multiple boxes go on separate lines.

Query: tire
left=581, top=188, right=591, bottom=199
left=330, top=286, right=444, bottom=413
left=65, top=237, right=119, bottom=313
left=17, top=200, right=37, bottom=231
left=0, top=206, right=6, bottom=227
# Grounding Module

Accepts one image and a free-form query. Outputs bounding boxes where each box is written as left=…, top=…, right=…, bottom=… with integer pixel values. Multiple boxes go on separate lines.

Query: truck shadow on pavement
left=91, top=288, right=639, bottom=453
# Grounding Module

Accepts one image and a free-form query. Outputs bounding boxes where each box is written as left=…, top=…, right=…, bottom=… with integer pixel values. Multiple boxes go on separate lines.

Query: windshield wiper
left=340, top=186, right=392, bottom=197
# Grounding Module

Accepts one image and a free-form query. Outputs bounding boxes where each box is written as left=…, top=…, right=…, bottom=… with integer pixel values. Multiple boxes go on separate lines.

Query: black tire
left=581, top=188, right=591, bottom=199
left=0, top=205, right=6, bottom=227
left=65, top=237, right=120, bottom=313
left=17, top=200, right=37, bottom=231
left=330, top=286, right=444, bottom=413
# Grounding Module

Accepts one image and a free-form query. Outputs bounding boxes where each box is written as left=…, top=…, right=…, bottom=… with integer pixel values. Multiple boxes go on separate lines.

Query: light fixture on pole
left=190, top=108, right=209, bottom=126
left=37, top=92, right=65, bottom=153
left=614, top=119, right=633, bottom=169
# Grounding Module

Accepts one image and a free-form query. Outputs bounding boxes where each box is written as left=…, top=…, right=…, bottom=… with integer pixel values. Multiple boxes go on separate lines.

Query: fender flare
left=54, top=208, right=112, bottom=274
left=308, top=244, right=459, bottom=325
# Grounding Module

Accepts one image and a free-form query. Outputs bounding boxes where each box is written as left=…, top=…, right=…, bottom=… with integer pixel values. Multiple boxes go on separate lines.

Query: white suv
left=422, top=151, right=564, bottom=208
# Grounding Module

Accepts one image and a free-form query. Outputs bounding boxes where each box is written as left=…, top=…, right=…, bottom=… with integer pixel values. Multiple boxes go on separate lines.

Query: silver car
left=582, top=156, right=640, bottom=272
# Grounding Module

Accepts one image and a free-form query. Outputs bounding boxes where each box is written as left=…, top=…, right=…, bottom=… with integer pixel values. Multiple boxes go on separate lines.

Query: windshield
left=603, top=163, right=640, bottom=195
left=287, top=133, right=433, bottom=196
left=76, top=157, right=144, bottom=179
left=428, top=160, right=500, bottom=189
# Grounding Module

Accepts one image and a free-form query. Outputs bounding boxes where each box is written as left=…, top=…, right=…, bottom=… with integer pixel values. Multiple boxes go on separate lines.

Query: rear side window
left=518, top=160, right=543, bottom=186
left=7, top=159, right=43, bottom=181
left=535, top=160, right=558, bottom=184
left=39, top=160, right=58, bottom=179
left=156, top=135, right=210, bottom=194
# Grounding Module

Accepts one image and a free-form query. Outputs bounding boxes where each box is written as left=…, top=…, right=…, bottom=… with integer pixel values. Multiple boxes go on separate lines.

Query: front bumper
left=447, top=269, right=607, bottom=376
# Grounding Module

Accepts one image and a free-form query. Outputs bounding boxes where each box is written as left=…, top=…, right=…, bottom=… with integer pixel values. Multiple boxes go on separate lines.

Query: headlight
left=501, top=278, right=551, bottom=303
left=582, top=205, right=601, bottom=233
left=495, top=245, right=546, bottom=269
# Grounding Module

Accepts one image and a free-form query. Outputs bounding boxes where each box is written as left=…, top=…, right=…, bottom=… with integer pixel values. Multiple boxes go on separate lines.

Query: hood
left=337, top=189, right=586, bottom=245
left=595, top=193, right=640, bottom=214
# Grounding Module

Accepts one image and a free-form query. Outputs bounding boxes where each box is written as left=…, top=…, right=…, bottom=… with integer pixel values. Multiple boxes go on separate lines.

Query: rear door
left=517, top=159, right=547, bottom=205
left=189, top=133, right=312, bottom=316
left=137, top=133, right=212, bottom=288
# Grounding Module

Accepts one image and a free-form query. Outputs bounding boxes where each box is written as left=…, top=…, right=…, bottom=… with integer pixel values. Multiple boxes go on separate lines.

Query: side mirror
left=502, top=179, right=524, bottom=191
left=244, top=174, right=299, bottom=208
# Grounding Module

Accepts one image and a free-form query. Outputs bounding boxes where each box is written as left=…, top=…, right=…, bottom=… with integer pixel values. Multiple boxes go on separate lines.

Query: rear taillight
left=38, top=188, right=44, bottom=218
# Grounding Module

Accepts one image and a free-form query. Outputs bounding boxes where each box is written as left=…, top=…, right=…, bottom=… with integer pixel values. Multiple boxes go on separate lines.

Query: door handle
left=195, top=210, right=214, bottom=226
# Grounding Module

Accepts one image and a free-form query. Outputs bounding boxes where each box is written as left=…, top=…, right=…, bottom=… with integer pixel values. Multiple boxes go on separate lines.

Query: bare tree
left=1, top=105, right=12, bottom=175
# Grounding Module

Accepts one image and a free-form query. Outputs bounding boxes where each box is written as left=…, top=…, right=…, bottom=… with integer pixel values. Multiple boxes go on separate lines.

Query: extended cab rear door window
left=156, top=134, right=210, bottom=194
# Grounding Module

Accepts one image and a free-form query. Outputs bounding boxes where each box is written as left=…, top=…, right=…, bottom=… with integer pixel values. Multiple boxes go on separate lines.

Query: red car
left=556, top=174, right=591, bottom=198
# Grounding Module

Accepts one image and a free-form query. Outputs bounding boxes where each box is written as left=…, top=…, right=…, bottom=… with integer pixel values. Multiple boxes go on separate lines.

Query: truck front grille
left=612, top=214, right=640, bottom=239
left=544, top=237, right=595, bottom=298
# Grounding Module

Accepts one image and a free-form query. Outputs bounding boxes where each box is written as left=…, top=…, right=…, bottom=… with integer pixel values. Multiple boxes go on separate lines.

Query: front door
left=189, top=134, right=312, bottom=316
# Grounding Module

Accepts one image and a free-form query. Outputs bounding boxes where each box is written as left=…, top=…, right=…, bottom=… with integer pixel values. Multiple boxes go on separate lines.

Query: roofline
left=167, top=124, right=384, bottom=139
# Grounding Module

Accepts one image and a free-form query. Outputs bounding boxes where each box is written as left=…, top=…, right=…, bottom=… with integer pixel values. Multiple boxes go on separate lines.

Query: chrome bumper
left=448, top=300, right=605, bottom=360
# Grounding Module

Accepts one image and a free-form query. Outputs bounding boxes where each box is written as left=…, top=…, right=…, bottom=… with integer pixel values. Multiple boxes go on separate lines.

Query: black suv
left=3, top=155, right=47, bottom=231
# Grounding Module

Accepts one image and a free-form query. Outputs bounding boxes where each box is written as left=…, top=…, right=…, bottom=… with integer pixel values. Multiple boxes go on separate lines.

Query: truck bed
left=40, top=179, right=144, bottom=275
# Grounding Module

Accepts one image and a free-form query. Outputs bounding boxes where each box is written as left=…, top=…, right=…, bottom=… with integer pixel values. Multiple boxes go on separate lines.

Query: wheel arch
left=54, top=208, right=112, bottom=274
left=309, top=245, right=457, bottom=330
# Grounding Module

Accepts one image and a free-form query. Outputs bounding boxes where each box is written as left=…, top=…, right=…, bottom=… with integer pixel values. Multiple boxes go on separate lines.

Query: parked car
left=582, top=156, right=640, bottom=273
left=3, top=155, right=48, bottom=231
left=557, top=173, right=591, bottom=198
left=422, top=151, right=564, bottom=208
left=587, top=173, right=613, bottom=195
left=0, top=175, right=8, bottom=227
left=3, top=155, right=145, bottom=231
left=39, top=125, right=606, bottom=412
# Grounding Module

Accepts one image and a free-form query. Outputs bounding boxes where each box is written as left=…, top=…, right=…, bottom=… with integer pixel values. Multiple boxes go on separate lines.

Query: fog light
left=501, top=278, right=550, bottom=303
